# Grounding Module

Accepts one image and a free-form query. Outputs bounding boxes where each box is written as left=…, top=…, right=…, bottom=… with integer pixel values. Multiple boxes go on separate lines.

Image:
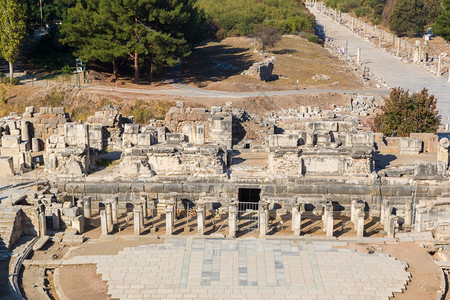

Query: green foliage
left=0, top=85, right=6, bottom=104
left=1, top=77, right=20, bottom=85
left=0, top=0, right=27, bottom=79
left=373, top=88, right=440, bottom=137
left=44, top=90, right=65, bottom=107
left=432, top=0, right=450, bottom=41
left=131, top=100, right=154, bottom=124
left=197, top=0, right=315, bottom=37
left=389, top=0, right=427, bottom=36
left=61, top=0, right=205, bottom=82
left=326, top=0, right=387, bottom=25
left=61, top=64, right=72, bottom=74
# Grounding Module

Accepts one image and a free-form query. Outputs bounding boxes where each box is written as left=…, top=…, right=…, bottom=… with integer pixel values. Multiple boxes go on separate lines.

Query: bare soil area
left=58, top=265, right=110, bottom=300
left=182, top=36, right=369, bottom=92
left=349, top=242, right=443, bottom=300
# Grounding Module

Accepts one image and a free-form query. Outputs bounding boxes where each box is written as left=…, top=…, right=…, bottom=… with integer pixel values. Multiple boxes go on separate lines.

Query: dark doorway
left=238, top=188, right=261, bottom=203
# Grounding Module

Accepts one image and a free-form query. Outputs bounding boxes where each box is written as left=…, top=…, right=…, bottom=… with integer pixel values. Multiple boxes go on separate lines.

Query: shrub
left=253, top=24, right=282, bottom=51
left=306, top=33, right=323, bottom=45
left=2, top=77, right=20, bottom=86
left=62, top=64, right=72, bottom=74
left=373, top=88, right=440, bottom=137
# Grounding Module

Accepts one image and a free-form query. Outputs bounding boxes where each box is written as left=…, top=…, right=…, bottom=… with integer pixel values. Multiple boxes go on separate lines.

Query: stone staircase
left=0, top=206, right=23, bottom=254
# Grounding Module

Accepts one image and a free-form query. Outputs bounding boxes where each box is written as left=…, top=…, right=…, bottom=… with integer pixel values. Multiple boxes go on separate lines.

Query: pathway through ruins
left=308, top=5, right=450, bottom=125
left=61, top=238, right=410, bottom=299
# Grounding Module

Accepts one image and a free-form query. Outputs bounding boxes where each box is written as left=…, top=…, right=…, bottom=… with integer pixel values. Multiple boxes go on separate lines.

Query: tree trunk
left=149, top=61, right=153, bottom=84
left=112, top=60, right=118, bottom=80
left=9, top=62, right=13, bottom=80
left=134, top=52, right=139, bottom=83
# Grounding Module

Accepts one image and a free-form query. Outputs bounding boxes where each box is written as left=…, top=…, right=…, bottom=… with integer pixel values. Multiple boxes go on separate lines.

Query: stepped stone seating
left=0, top=206, right=24, bottom=250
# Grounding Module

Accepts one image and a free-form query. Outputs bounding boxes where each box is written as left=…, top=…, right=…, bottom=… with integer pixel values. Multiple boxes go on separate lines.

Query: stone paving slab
left=66, top=238, right=410, bottom=299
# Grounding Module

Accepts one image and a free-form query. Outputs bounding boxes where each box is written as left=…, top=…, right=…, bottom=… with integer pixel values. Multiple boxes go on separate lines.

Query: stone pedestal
left=357, top=48, right=361, bottom=64
left=100, top=210, right=108, bottom=235
left=165, top=204, right=174, bottom=235
left=72, top=215, right=85, bottom=234
left=387, top=215, right=396, bottom=238
left=292, top=204, right=302, bottom=236
left=350, top=198, right=358, bottom=224
left=259, top=202, right=268, bottom=238
left=39, top=212, right=47, bottom=237
left=134, top=209, right=142, bottom=235
left=228, top=203, right=237, bottom=238
left=52, top=208, right=61, bottom=231
left=356, top=212, right=365, bottom=238
left=196, top=203, right=205, bottom=235
left=32, top=138, right=41, bottom=152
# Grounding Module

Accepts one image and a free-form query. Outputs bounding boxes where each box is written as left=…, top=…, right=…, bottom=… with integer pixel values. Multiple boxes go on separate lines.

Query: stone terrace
left=63, top=238, right=410, bottom=300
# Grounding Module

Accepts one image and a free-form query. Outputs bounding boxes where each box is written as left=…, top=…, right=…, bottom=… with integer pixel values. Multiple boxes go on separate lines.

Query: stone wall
left=23, top=106, right=69, bottom=140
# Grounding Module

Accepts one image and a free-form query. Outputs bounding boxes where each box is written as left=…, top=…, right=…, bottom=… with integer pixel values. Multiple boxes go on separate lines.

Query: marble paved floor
left=66, top=238, right=410, bottom=299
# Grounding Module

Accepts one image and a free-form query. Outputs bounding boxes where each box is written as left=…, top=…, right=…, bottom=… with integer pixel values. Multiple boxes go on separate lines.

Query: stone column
left=21, top=121, right=30, bottom=142
left=105, top=201, right=113, bottom=232
left=52, top=208, right=61, bottom=231
left=196, top=203, right=205, bottom=235
left=415, top=207, right=427, bottom=232
left=112, top=197, right=118, bottom=224
left=83, top=197, right=91, bottom=219
left=140, top=194, right=148, bottom=219
left=39, top=212, right=47, bottom=237
left=165, top=203, right=174, bottom=235
left=326, top=210, right=334, bottom=239
left=356, top=212, right=365, bottom=238
left=363, top=24, right=366, bottom=39
left=356, top=48, right=361, bottom=64
left=387, top=215, right=396, bottom=238
left=322, top=202, right=332, bottom=232
left=134, top=209, right=142, bottom=235
left=396, top=38, right=400, bottom=57
left=139, top=204, right=145, bottom=232
left=228, top=203, right=237, bottom=238
left=259, top=202, right=268, bottom=238
left=437, top=55, right=441, bottom=75
left=350, top=198, right=358, bottom=225
left=292, top=203, right=302, bottom=236
left=404, top=201, right=412, bottom=227
left=382, top=200, right=391, bottom=232
left=100, top=210, right=108, bottom=235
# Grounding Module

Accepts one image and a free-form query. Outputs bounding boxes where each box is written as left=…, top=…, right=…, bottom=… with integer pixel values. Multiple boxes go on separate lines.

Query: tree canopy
left=0, top=0, right=27, bottom=79
left=388, top=0, right=427, bottom=36
left=60, top=0, right=206, bottom=82
left=432, top=0, right=450, bottom=41
left=373, top=88, right=440, bottom=137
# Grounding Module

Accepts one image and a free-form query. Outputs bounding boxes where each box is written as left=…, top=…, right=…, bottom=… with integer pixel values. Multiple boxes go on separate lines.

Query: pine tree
left=61, top=0, right=204, bottom=83
left=432, top=0, right=450, bottom=41
left=389, top=0, right=426, bottom=36
left=0, top=0, right=27, bottom=80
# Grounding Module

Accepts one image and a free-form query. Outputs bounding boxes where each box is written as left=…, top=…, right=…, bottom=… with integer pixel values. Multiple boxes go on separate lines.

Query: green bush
left=2, top=77, right=20, bottom=86
left=306, top=33, right=323, bottom=45
left=62, top=64, right=72, bottom=74
left=373, top=88, right=440, bottom=136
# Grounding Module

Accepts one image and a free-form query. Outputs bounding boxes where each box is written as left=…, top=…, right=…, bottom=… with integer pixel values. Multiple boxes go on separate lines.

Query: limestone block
left=124, top=123, right=140, bottom=134
left=64, top=123, right=89, bottom=148
left=1, top=135, right=20, bottom=148
left=0, top=156, right=14, bottom=177
left=268, top=134, right=299, bottom=148
left=399, top=138, right=422, bottom=154
left=137, top=133, right=152, bottom=147
left=25, top=106, right=35, bottom=114
left=166, top=133, right=185, bottom=144
left=72, top=215, right=85, bottom=234
left=306, top=121, right=338, bottom=133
